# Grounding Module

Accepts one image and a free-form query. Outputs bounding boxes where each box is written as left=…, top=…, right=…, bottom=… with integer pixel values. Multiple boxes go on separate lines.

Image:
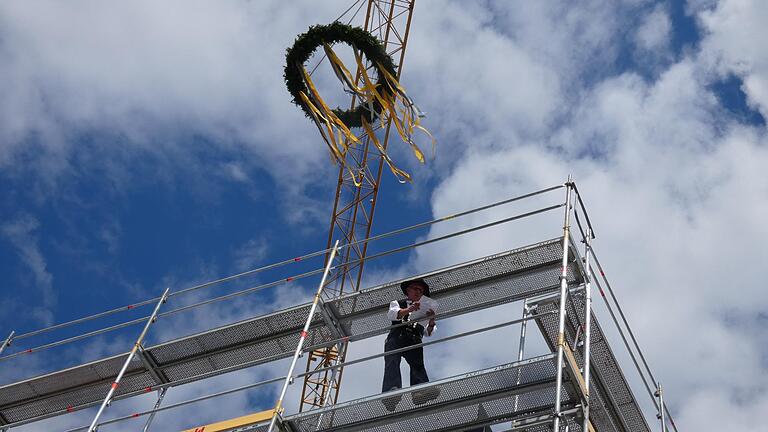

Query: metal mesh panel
left=339, top=265, right=581, bottom=339
left=530, top=289, right=651, bottom=432
left=161, top=326, right=335, bottom=382
left=332, top=239, right=568, bottom=318
left=334, top=239, right=580, bottom=340
left=1, top=367, right=155, bottom=423
left=520, top=416, right=581, bottom=432
left=0, top=238, right=576, bottom=427
left=149, top=304, right=316, bottom=364
left=282, top=356, right=567, bottom=432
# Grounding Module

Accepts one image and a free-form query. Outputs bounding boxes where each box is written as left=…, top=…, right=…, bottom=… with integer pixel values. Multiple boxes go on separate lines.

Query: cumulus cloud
left=636, top=4, right=672, bottom=52
left=697, top=0, right=768, bottom=119
left=406, top=3, right=768, bottom=430
left=0, top=0, right=357, bottom=220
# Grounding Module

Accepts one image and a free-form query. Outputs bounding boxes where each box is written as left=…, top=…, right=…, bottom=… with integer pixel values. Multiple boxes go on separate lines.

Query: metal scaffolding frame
left=0, top=181, right=677, bottom=432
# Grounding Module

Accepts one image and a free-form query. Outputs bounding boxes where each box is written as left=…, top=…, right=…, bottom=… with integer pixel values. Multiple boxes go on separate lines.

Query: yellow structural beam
left=181, top=409, right=274, bottom=432
left=562, top=342, right=589, bottom=401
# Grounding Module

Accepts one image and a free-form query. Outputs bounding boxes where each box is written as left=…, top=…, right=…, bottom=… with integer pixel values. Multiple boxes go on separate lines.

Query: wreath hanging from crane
left=284, top=22, right=434, bottom=184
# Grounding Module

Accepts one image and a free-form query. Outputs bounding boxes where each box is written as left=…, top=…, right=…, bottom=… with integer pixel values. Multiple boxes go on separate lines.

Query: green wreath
left=284, top=22, right=397, bottom=127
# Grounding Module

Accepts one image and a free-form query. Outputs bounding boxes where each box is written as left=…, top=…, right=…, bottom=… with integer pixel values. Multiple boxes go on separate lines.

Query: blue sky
left=1, top=1, right=768, bottom=431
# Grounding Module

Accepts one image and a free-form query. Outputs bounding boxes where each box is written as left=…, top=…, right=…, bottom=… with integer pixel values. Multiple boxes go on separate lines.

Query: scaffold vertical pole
left=553, top=179, right=574, bottom=432
left=517, top=301, right=529, bottom=363
left=87, top=288, right=170, bottom=432
left=268, top=240, right=339, bottom=432
left=512, top=300, right=528, bottom=415
left=0, top=331, right=14, bottom=357
left=581, top=227, right=593, bottom=432
left=141, top=387, right=167, bottom=432
left=656, top=383, right=667, bottom=432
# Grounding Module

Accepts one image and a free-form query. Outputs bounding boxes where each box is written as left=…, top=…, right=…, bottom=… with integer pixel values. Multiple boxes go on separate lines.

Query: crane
left=298, top=0, right=419, bottom=412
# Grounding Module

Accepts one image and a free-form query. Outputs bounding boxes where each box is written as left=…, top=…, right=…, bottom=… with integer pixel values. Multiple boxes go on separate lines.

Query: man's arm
left=386, top=301, right=400, bottom=321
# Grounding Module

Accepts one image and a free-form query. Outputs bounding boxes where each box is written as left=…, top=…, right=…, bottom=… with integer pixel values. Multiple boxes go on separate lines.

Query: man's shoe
left=411, top=386, right=440, bottom=405
left=382, top=387, right=402, bottom=412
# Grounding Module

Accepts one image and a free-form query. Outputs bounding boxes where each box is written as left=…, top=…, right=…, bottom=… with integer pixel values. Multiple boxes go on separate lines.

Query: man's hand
left=425, top=309, right=435, bottom=317
left=427, top=318, right=436, bottom=336
left=398, top=301, right=420, bottom=319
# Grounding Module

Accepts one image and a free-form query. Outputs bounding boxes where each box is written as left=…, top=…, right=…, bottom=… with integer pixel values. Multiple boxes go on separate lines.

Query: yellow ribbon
left=299, top=43, right=436, bottom=184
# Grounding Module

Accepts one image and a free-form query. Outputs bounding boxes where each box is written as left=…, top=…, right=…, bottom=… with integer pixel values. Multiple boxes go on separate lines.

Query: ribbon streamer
left=301, top=43, right=436, bottom=183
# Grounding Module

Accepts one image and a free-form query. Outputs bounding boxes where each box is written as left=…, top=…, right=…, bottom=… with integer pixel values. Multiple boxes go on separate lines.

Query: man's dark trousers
left=382, top=331, right=429, bottom=391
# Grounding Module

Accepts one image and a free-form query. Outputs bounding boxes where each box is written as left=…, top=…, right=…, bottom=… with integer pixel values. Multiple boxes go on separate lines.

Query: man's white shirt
left=386, top=295, right=439, bottom=335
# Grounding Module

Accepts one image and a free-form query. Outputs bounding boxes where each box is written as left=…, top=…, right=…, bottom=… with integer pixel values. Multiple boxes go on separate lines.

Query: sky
left=1, top=0, right=767, bottom=431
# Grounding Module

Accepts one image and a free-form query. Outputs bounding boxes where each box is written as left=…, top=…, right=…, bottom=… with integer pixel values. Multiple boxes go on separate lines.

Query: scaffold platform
left=0, top=237, right=580, bottom=428
left=201, top=263, right=655, bottom=432
left=243, top=354, right=574, bottom=432
left=531, top=289, right=652, bottom=432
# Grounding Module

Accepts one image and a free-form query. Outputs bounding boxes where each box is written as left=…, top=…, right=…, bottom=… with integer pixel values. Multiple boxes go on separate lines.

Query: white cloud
left=410, top=7, right=768, bottom=430
left=1, top=216, right=56, bottom=325
left=636, top=4, right=672, bottom=52
left=0, top=0, right=358, bottom=220
left=232, top=238, right=269, bottom=272
left=697, top=0, right=768, bottom=119
left=221, top=161, right=250, bottom=183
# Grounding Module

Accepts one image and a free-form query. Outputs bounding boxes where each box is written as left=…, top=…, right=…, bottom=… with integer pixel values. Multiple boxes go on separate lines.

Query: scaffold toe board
left=240, top=354, right=579, bottom=432
left=530, top=291, right=652, bottom=432
left=0, top=237, right=583, bottom=427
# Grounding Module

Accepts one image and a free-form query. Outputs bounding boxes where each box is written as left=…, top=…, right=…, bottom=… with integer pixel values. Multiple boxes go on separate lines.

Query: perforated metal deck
left=530, top=285, right=652, bottom=432
left=0, top=238, right=581, bottom=427
left=241, top=354, right=578, bottom=432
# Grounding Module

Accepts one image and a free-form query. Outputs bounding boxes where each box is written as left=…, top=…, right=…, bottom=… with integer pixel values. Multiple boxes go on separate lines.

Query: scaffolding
left=0, top=182, right=678, bottom=432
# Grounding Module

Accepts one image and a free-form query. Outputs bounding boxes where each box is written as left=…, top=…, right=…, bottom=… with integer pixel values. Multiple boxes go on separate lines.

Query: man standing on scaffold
left=382, top=278, right=440, bottom=411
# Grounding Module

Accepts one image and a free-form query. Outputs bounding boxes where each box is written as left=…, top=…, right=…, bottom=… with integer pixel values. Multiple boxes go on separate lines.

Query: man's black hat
left=400, top=278, right=430, bottom=297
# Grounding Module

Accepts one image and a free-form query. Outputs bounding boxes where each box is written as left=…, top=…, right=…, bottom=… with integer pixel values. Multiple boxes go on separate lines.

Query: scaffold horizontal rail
left=0, top=237, right=583, bottom=428
left=529, top=252, right=652, bottom=432
left=240, top=354, right=579, bottom=432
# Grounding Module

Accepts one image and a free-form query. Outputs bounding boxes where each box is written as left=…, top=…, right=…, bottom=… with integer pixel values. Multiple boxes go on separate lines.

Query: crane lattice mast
left=299, top=0, right=417, bottom=412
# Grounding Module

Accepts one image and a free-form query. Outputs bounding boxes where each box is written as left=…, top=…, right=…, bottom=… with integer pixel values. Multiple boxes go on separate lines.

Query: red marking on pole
left=294, top=257, right=302, bottom=262
left=300, top=331, right=308, bottom=338
left=25, top=349, right=33, bottom=354
left=127, top=305, right=134, bottom=310
left=600, top=270, right=605, bottom=276
left=144, top=386, right=153, bottom=393
left=599, top=287, right=606, bottom=297
left=111, top=382, right=119, bottom=389
left=286, top=277, right=294, bottom=282
left=66, top=406, right=73, bottom=413
left=132, top=413, right=139, bottom=418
